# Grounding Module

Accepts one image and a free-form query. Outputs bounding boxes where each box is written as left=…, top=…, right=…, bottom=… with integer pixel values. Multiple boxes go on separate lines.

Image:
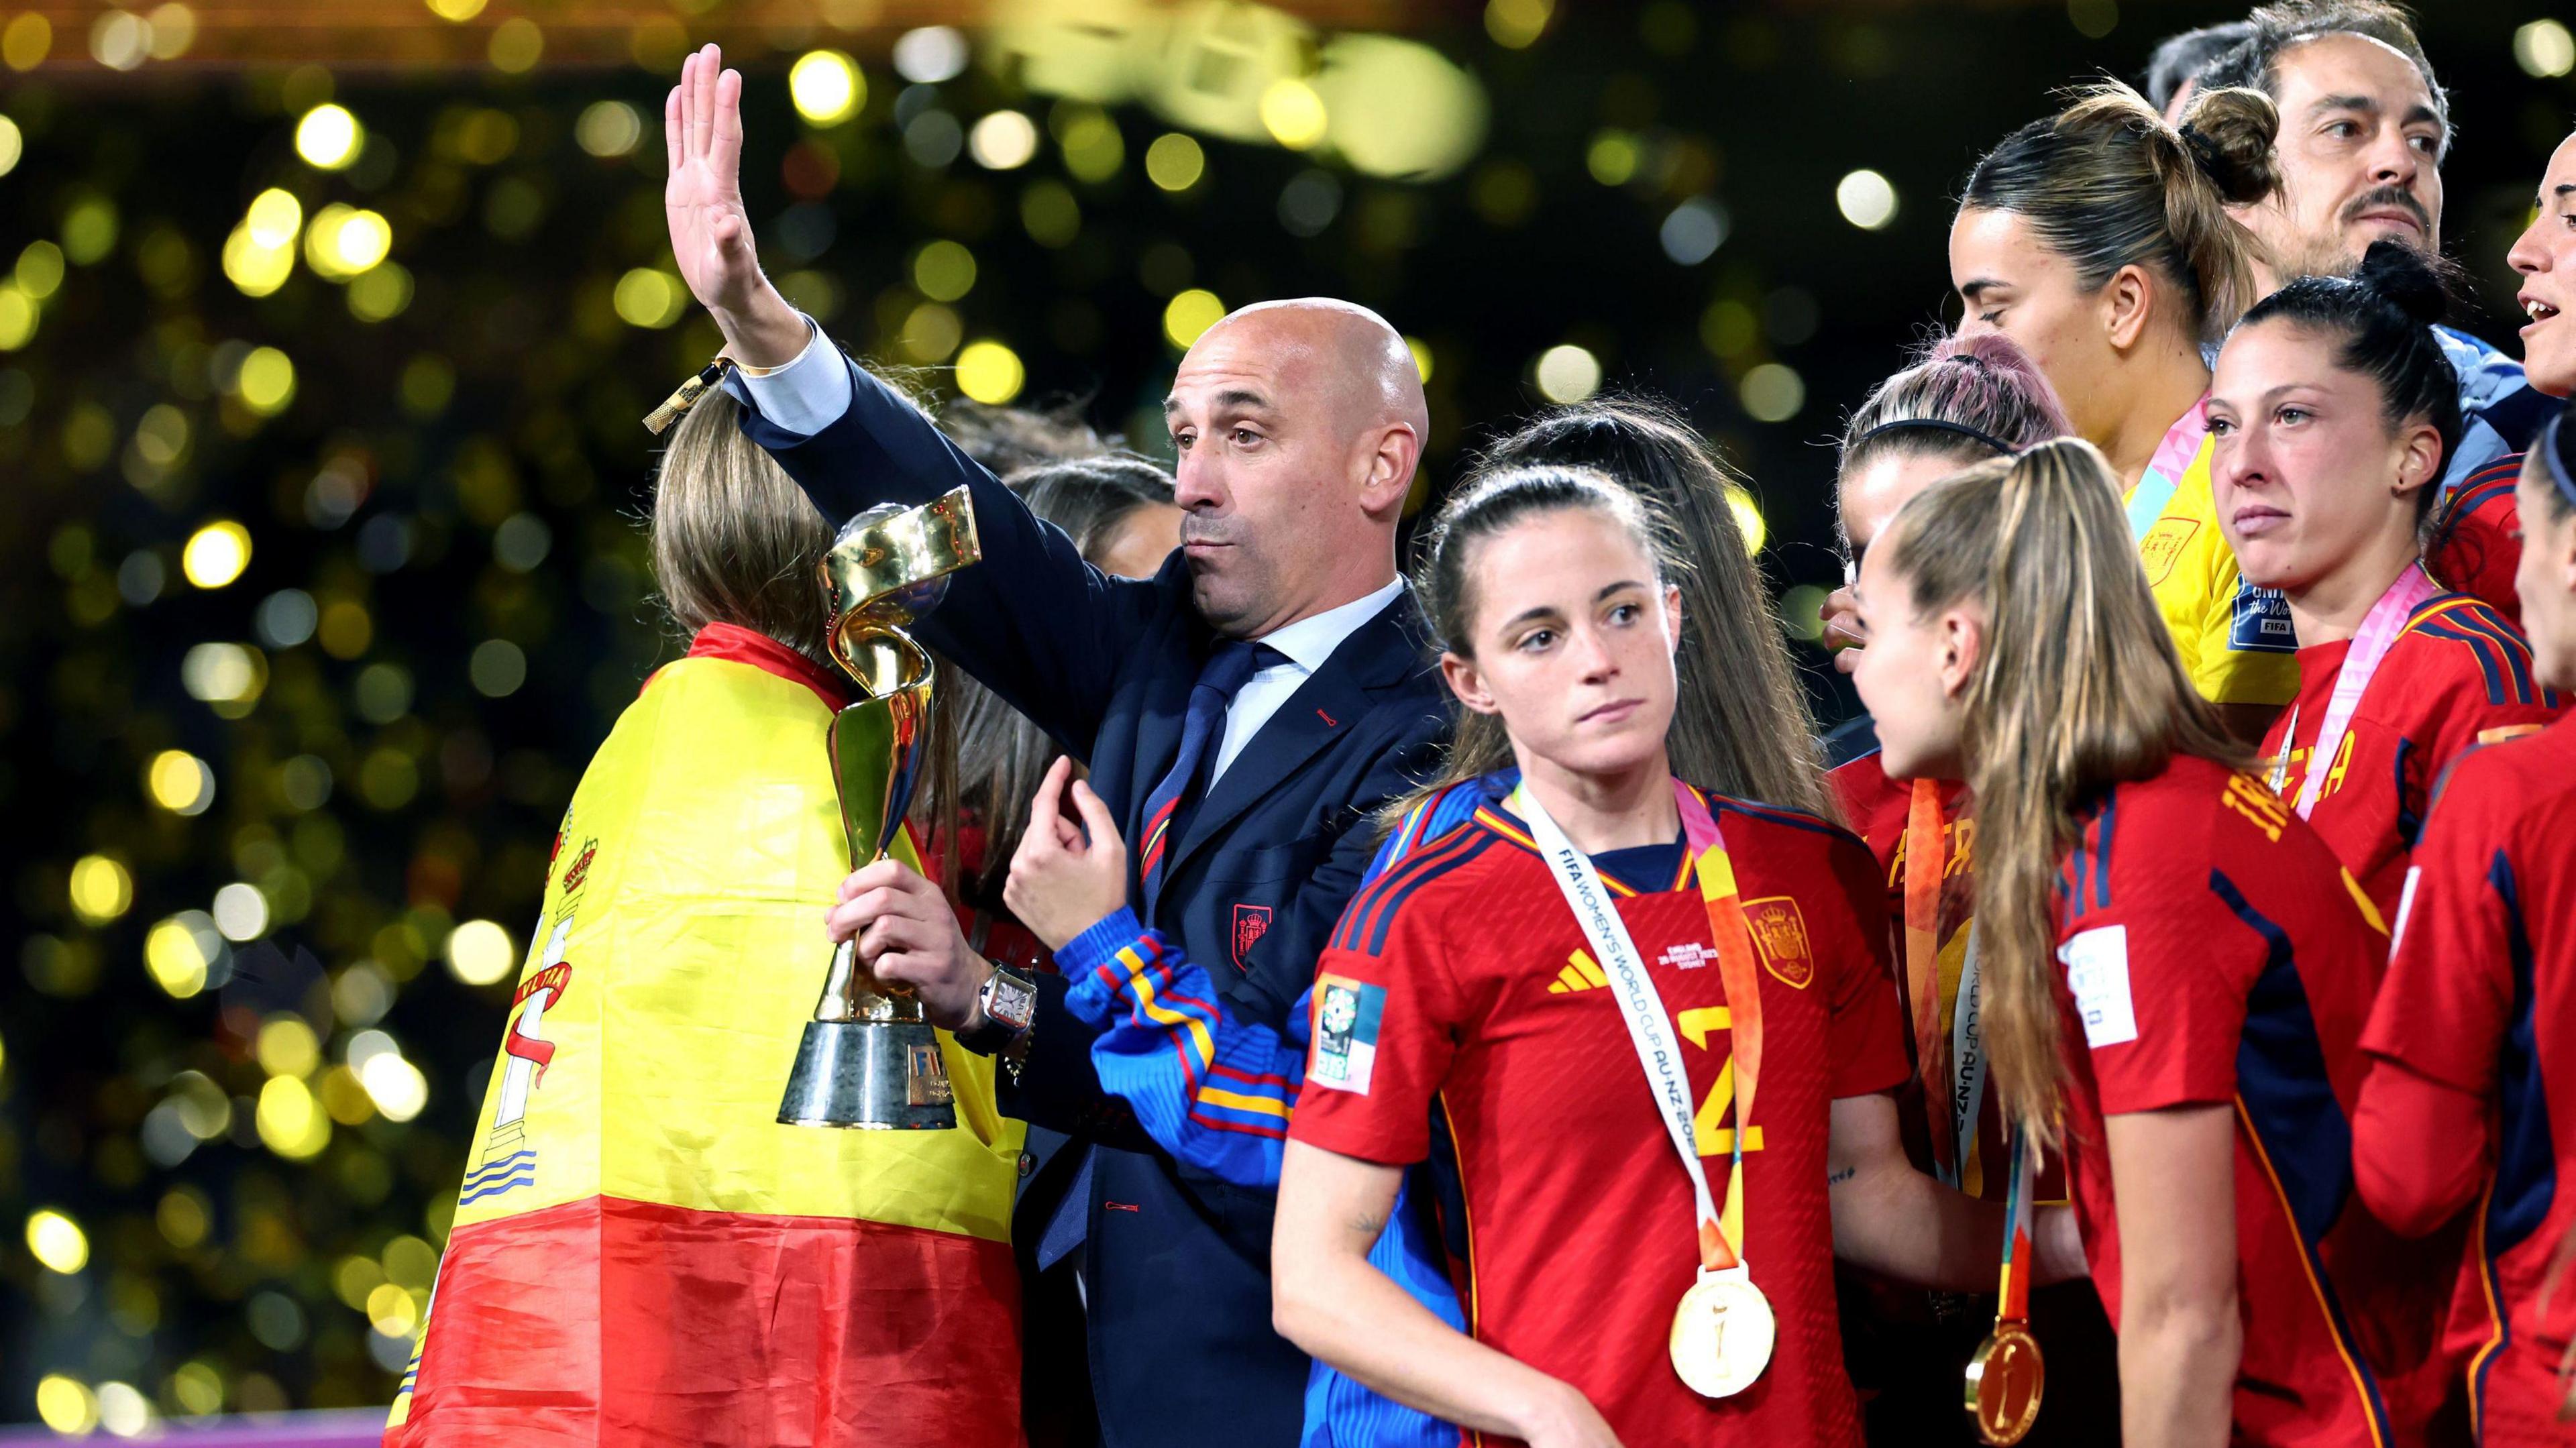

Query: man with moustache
left=660, top=45, right=1448, bottom=1448
left=2202, top=0, right=2557, bottom=488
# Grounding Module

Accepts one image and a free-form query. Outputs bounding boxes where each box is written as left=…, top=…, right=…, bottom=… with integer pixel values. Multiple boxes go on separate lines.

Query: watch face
left=984, top=971, right=1038, bottom=1032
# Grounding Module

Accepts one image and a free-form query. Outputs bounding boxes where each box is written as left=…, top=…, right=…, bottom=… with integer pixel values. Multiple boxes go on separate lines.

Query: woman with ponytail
left=1821, top=337, right=2123, bottom=1445
left=1254, top=465, right=2065, bottom=1447
left=2212, top=239, right=2563, bottom=925
left=2209, top=241, right=2564, bottom=1444
left=1953, top=81, right=2298, bottom=738
left=1850, top=438, right=2396, bottom=1447
left=2355, top=399, right=2576, bottom=1445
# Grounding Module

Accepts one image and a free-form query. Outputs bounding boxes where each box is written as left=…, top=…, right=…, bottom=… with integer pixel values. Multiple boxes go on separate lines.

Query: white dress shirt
left=725, top=312, right=1411, bottom=785
left=1212, top=576, right=1407, bottom=785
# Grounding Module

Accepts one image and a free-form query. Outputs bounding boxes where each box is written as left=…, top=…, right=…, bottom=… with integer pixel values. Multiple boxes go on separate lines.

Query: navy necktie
left=1033, top=639, right=1277, bottom=1277
left=1134, top=639, right=1279, bottom=917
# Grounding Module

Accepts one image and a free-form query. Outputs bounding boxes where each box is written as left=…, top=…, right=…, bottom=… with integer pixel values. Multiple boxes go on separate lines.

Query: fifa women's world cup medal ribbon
left=1962, top=1130, right=2045, bottom=1444
left=780, top=485, right=983, bottom=1131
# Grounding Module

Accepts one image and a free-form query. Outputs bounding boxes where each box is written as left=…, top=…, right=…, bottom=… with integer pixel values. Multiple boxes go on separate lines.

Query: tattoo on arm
left=1348, top=1207, right=1387, bottom=1237
left=1827, top=1166, right=1857, bottom=1186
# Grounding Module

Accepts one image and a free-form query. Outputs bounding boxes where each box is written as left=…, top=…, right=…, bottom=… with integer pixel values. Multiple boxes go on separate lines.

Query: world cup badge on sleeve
left=1308, top=974, right=1385, bottom=1094
left=1740, top=897, right=1814, bottom=989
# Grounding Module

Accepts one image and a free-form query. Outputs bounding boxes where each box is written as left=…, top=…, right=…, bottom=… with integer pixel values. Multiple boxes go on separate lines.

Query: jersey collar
left=1469, top=770, right=1699, bottom=897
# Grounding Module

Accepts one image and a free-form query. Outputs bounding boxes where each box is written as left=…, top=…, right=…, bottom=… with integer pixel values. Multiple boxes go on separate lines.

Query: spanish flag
left=387, top=624, right=1026, bottom=1447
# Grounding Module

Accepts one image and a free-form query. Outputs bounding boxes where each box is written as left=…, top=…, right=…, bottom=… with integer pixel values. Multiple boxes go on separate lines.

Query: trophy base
left=778, top=1020, right=957, bottom=1131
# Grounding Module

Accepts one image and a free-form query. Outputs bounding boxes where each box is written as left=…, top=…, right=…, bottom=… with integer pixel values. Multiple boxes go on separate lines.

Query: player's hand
left=1822, top=583, right=1866, bottom=674
left=663, top=44, right=806, bottom=367
left=1004, top=757, right=1131, bottom=952
left=826, top=858, right=986, bottom=1030
left=1515, top=1382, right=1625, bottom=1448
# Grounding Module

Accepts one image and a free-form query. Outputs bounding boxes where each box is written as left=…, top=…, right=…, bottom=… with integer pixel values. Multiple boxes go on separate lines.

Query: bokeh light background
left=3, top=0, right=2570, bottom=1434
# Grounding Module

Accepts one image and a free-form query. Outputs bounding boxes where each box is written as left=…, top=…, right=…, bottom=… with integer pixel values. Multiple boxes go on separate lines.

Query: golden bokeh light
left=68, top=854, right=133, bottom=926
left=182, top=520, right=251, bottom=588
left=34, top=1376, right=96, bottom=1436
left=1258, top=79, right=1328, bottom=150
left=28, top=1208, right=91, bottom=1274
left=612, top=268, right=687, bottom=329
left=1163, top=289, right=1225, bottom=349
left=955, top=340, right=1026, bottom=404
left=294, top=104, right=362, bottom=170
left=1725, top=486, right=1768, bottom=555
left=968, top=111, right=1039, bottom=170
left=146, top=750, right=215, bottom=815
left=1144, top=133, right=1205, bottom=192
left=1534, top=344, right=1601, bottom=404
left=145, top=917, right=213, bottom=997
left=235, top=347, right=297, bottom=414
left=445, top=919, right=517, bottom=985
left=256, top=1076, right=331, bottom=1159
left=790, top=50, right=865, bottom=125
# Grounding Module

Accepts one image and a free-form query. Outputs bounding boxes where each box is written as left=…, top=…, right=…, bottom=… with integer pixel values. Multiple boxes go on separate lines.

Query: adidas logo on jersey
left=1548, top=950, right=1608, bottom=994
left=1548, top=940, right=1713, bottom=995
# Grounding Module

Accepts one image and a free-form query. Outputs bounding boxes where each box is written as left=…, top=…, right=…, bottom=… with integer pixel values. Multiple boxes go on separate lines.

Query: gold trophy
left=779, top=485, right=981, bottom=1131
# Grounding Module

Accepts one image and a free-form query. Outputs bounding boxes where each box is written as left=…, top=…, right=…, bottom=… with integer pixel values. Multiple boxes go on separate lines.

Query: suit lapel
left=1127, top=651, right=1201, bottom=847
left=1166, top=668, right=1363, bottom=875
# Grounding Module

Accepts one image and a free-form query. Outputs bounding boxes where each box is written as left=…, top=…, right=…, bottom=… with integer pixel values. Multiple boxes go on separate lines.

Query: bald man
left=665, top=47, right=1447, bottom=1448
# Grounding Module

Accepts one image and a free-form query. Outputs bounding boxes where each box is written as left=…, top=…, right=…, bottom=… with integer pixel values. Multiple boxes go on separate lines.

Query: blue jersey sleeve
left=1061, top=780, right=1489, bottom=1187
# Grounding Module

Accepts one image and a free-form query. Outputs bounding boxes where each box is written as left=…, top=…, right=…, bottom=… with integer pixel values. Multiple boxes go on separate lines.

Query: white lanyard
left=1515, top=787, right=1727, bottom=1265
left=1947, top=929, right=1988, bottom=1191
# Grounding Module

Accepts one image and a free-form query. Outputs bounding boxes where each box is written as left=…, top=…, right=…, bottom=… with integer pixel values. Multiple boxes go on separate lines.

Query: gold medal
left=1963, top=1321, right=2045, bottom=1445
left=1668, top=1270, right=1775, bottom=1399
left=1962, top=1130, right=2045, bottom=1443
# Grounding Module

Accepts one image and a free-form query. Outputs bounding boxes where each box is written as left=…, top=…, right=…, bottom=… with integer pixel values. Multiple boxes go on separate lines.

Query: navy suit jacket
left=738, top=354, right=1450, bottom=1448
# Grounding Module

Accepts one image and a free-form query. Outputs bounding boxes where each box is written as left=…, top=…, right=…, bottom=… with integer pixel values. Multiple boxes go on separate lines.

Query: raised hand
left=663, top=44, right=806, bottom=367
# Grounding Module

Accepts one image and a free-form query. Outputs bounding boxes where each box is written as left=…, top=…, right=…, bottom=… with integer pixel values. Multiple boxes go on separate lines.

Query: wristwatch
left=959, top=962, right=1038, bottom=1056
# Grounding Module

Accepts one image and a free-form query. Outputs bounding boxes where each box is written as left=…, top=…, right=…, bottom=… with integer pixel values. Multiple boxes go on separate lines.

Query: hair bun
left=2171, top=85, right=2281, bottom=208
left=2352, top=239, right=2449, bottom=326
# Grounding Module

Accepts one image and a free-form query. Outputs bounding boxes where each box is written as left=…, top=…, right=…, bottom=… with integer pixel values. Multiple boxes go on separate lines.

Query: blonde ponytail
left=1877, top=438, right=2249, bottom=1146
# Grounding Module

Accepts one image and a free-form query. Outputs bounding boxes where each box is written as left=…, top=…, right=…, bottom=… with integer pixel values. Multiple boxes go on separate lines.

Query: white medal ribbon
left=2283, top=564, right=2438, bottom=820
left=1947, top=928, right=1988, bottom=1192
left=1515, top=786, right=1731, bottom=1276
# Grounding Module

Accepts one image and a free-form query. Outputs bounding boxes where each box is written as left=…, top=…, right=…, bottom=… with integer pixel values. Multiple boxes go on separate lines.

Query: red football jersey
left=2426, top=455, right=2526, bottom=628
left=1291, top=782, right=1911, bottom=1447
left=2261, top=594, right=2563, bottom=928
left=2363, top=722, right=2576, bottom=1446
left=2048, top=755, right=2397, bottom=1447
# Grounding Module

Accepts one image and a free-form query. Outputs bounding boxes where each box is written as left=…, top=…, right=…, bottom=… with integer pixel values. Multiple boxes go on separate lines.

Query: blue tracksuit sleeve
left=1056, top=907, right=1307, bottom=1188
left=1054, top=780, right=1494, bottom=1188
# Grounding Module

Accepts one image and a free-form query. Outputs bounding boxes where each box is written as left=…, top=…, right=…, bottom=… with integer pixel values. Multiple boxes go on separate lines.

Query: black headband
left=2545, top=412, right=2576, bottom=512
left=1856, top=417, right=2016, bottom=457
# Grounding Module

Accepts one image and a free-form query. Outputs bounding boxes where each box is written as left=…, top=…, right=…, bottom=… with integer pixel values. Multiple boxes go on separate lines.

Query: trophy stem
left=780, top=488, right=977, bottom=1133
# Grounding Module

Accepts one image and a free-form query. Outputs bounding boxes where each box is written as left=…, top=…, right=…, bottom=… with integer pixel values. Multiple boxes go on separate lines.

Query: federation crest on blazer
left=1231, top=902, right=1274, bottom=972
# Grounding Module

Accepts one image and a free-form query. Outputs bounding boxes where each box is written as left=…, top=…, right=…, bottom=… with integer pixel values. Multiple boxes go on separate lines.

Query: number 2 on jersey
left=1678, top=1006, right=1764, bottom=1157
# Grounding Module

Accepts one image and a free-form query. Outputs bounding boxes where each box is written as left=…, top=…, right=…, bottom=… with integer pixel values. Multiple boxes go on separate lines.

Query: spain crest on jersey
left=1741, top=897, right=1815, bottom=989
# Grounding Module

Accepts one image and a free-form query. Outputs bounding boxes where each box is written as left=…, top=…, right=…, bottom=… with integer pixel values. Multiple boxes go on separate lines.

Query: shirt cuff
left=717, top=313, right=850, bottom=440
left=1058, top=906, right=1148, bottom=983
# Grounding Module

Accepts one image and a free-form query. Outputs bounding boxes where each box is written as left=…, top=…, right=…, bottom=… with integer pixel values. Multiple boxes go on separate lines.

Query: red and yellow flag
left=388, top=643, right=1025, bottom=1447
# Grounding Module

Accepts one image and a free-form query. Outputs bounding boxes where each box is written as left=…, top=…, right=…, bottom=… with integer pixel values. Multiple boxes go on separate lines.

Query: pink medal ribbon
left=2286, top=564, right=2438, bottom=820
